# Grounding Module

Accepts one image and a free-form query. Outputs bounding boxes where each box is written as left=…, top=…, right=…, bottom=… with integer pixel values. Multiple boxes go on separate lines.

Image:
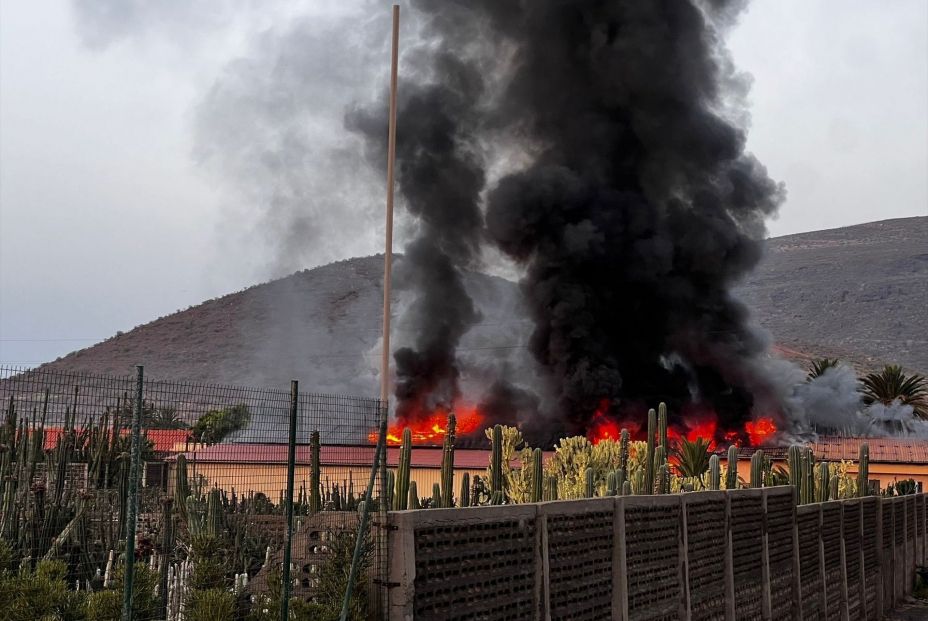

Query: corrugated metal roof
left=725, top=436, right=928, bottom=464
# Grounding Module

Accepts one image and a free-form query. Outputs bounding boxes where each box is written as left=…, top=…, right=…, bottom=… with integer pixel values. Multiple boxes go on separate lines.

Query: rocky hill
left=35, top=216, right=927, bottom=392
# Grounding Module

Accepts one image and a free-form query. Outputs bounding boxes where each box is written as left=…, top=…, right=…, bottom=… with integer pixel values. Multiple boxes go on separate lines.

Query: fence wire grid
left=0, top=364, right=386, bottom=621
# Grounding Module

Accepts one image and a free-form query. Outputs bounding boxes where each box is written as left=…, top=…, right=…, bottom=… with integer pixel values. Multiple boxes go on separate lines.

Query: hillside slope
left=37, top=217, right=926, bottom=391
left=736, top=216, right=926, bottom=374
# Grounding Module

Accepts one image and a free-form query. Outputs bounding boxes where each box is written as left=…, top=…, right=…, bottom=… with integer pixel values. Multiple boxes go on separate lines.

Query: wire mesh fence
left=0, top=364, right=385, bottom=620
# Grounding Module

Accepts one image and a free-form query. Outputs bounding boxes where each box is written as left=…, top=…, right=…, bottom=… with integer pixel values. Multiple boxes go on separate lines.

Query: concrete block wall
left=385, top=490, right=927, bottom=620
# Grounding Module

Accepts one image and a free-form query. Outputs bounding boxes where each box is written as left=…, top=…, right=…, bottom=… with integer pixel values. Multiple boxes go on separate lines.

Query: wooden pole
left=380, top=4, right=400, bottom=406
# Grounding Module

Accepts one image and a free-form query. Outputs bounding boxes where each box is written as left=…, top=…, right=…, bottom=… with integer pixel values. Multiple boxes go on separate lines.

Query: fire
left=744, top=417, right=777, bottom=446
left=374, top=405, right=485, bottom=446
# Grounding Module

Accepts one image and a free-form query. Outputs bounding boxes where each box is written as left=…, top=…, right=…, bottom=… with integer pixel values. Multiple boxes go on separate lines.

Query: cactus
left=818, top=461, right=830, bottom=503
left=615, top=468, right=626, bottom=495
left=175, top=454, right=190, bottom=522
left=619, top=428, right=629, bottom=474
left=490, top=424, right=504, bottom=500
left=385, top=469, right=395, bottom=511
left=408, top=481, right=420, bottom=509
left=606, top=471, right=617, bottom=496
left=857, top=443, right=869, bottom=497
left=787, top=445, right=802, bottom=501
left=394, top=428, right=411, bottom=511
left=440, top=413, right=456, bottom=507
left=544, top=475, right=558, bottom=501
left=653, top=446, right=665, bottom=494
left=490, top=490, right=504, bottom=505
left=726, top=445, right=739, bottom=490
left=309, top=430, right=321, bottom=513
left=459, top=472, right=470, bottom=508
left=658, top=402, right=668, bottom=458
left=829, top=475, right=839, bottom=500
left=802, top=451, right=815, bottom=504
left=206, top=488, right=222, bottom=538
left=531, top=448, right=543, bottom=503
left=659, top=464, right=670, bottom=495
left=709, top=455, right=721, bottom=490
left=584, top=467, right=594, bottom=498
left=644, top=408, right=656, bottom=495
left=750, top=450, right=764, bottom=488
left=431, top=483, right=442, bottom=508
left=622, top=480, right=632, bottom=496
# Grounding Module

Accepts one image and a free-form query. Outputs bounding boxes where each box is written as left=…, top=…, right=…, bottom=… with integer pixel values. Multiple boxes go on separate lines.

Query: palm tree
left=807, top=358, right=840, bottom=381
left=860, top=365, right=928, bottom=419
left=674, top=437, right=712, bottom=482
left=145, top=406, right=187, bottom=430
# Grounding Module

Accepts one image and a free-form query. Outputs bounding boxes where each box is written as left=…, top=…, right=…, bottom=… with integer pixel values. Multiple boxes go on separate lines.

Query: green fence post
left=121, top=365, right=144, bottom=621
left=281, top=380, right=299, bottom=621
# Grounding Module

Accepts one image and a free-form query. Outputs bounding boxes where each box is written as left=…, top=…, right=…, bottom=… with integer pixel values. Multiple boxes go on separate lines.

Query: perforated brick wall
left=623, top=497, right=683, bottom=621
left=411, top=511, right=537, bottom=620
left=386, top=490, right=914, bottom=621
left=882, top=499, right=894, bottom=612
left=821, top=501, right=844, bottom=621
left=543, top=499, right=615, bottom=621
left=860, top=497, right=881, bottom=621
left=729, top=491, right=765, bottom=620
left=683, top=494, right=727, bottom=621
left=765, top=489, right=796, bottom=621
left=842, top=500, right=863, bottom=619
left=797, top=505, right=823, bottom=619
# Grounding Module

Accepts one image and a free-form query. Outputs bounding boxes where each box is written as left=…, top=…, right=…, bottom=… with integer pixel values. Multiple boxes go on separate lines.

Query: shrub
left=85, top=565, right=159, bottom=621
left=186, top=588, right=237, bottom=621
left=191, top=404, right=251, bottom=445
left=0, top=560, right=87, bottom=621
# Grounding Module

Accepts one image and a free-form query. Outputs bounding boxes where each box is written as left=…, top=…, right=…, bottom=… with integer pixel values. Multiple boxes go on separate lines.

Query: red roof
left=43, top=428, right=189, bottom=453
left=167, top=445, right=511, bottom=469
left=731, top=437, right=928, bottom=464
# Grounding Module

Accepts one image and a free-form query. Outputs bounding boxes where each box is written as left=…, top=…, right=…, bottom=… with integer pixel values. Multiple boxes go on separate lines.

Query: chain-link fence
left=0, top=364, right=386, bottom=620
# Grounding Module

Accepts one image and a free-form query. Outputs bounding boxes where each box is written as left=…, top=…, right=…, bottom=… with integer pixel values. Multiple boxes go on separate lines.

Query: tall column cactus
left=709, top=454, right=721, bottom=490
left=431, top=483, right=442, bottom=508
left=750, top=450, right=764, bottom=488
left=310, top=430, right=321, bottom=513
left=644, top=408, right=656, bottom=495
left=653, top=446, right=665, bottom=494
left=440, top=413, right=456, bottom=507
left=726, top=445, right=739, bottom=490
left=787, top=445, right=802, bottom=501
left=606, top=471, right=617, bottom=496
left=490, top=424, right=504, bottom=501
left=545, top=475, right=558, bottom=501
left=394, top=428, right=411, bottom=511
left=818, top=461, right=830, bottom=503
left=531, top=448, right=543, bottom=503
left=619, top=428, right=629, bottom=474
left=460, top=472, right=470, bottom=507
left=857, top=443, right=869, bottom=497
left=658, top=402, right=669, bottom=458
left=408, top=480, right=420, bottom=510
left=584, top=467, right=594, bottom=498
left=206, top=488, right=222, bottom=538
left=175, top=454, right=190, bottom=523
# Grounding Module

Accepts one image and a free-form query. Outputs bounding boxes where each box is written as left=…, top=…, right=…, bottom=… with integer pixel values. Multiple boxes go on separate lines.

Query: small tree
left=674, top=437, right=712, bottom=483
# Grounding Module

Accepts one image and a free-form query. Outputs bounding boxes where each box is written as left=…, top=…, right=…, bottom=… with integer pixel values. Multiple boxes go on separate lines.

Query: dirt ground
left=887, top=599, right=928, bottom=620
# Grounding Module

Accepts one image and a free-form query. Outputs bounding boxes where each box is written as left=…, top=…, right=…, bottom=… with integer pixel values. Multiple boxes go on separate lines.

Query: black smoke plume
left=482, top=0, right=784, bottom=435
left=348, top=44, right=487, bottom=421
left=390, top=0, right=785, bottom=437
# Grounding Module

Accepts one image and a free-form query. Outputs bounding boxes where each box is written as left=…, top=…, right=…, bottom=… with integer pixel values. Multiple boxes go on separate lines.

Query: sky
left=1, top=0, right=926, bottom=367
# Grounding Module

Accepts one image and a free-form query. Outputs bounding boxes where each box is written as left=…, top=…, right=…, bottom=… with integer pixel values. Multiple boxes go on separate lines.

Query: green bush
left=0, top=560, right=87, bottom=621
left=85, top=565, right=159, bottom=621
left=191, top=404, right=251, bottom=445
left=186, top=588, right=237, bottom=621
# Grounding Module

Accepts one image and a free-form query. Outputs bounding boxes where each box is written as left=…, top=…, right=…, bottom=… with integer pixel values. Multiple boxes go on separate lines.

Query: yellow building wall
left=734, top=458, right=928, bottom=491
left=166, top=462, right=486, bottom=502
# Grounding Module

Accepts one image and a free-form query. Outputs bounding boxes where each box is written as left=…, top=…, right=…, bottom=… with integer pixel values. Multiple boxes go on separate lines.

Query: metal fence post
left=122, top=365, right=144, bottom=621
left=281, top=380, right=299, bottom=621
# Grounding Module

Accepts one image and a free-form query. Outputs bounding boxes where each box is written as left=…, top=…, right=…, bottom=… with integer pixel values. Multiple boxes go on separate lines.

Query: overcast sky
left=1, top=0, right=926, bottom=367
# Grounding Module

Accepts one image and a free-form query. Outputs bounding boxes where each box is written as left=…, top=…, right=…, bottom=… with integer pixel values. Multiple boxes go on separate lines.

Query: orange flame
left=372, top=405, right=485, bottom=446
left=744, top=417, right=777, bottom=446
